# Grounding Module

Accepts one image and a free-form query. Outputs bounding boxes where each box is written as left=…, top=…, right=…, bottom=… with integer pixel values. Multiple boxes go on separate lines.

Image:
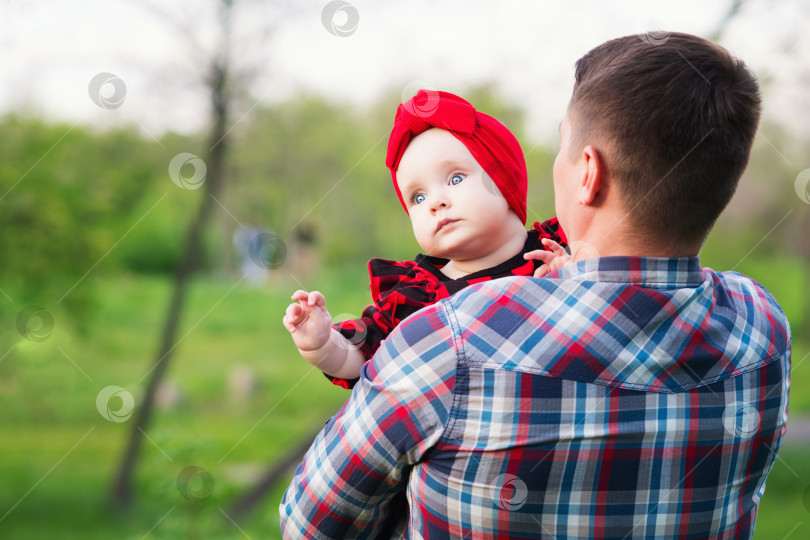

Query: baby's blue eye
left=450, top=174, right=464, bottom=185
left=414, top=193, right=426, bottom=204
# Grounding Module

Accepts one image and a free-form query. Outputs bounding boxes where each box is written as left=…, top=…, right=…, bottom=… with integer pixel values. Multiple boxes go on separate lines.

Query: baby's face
left=396, top=128, right=515, bottom=261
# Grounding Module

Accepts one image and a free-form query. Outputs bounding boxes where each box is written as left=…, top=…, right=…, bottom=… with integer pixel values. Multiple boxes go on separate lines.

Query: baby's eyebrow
left=436, top=157, right=472, bottom=170
left=397, top=178, right=419, bottom=198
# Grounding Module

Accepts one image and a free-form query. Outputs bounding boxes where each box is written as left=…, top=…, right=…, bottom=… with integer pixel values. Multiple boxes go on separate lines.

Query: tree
left=110, top=0, right=294, bottom=508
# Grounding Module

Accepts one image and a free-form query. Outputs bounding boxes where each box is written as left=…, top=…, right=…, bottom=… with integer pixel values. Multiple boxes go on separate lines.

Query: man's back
left=280, top=257, right=790, bottom=539
left=405, top=257, right=790, bottom=539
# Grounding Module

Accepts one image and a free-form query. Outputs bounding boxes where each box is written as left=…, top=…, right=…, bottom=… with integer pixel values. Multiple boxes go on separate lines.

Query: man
left=280, top=32, right=791, bottom=539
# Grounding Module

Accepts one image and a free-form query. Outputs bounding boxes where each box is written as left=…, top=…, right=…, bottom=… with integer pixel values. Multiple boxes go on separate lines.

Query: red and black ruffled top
left=327, top=217, right=567, bottom=389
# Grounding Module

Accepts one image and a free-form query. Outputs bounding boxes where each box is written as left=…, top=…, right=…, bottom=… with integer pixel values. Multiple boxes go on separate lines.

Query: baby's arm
left=523, top=238, right=572, bottom=278
left=283, top=290, right=367, bottom=380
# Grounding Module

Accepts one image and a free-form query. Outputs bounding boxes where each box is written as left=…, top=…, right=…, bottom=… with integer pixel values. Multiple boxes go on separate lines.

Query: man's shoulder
left=709, top=268, right=782, bottom=304
left=448, top=264, right=787, bottom=327
left=447, top=274, right=542, bottom=302
left=361, top=299, right=460, bottom=410
left=370, top=300, right=458, bottom=373
left=705, top=267, right=791, bottom=343
left=442, top=274, right=559, bottom=316
left=437, top=262, right=790, bottom=392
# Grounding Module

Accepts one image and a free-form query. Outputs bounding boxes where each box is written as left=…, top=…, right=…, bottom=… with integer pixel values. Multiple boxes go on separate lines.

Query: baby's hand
left=283, top=290, right=333, bottom=352
left=524, top=238, right=572, bottom=278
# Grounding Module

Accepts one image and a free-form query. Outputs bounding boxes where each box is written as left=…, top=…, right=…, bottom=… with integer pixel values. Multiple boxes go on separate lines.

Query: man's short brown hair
left=569, top=32, right=761, bottom=249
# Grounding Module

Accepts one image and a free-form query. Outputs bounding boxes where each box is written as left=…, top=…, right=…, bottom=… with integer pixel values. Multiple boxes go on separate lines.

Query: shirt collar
left=553, top=256, right=704, bottom=289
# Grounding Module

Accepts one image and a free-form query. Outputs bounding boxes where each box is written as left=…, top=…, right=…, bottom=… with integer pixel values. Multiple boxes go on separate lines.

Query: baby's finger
left=284, top=303, right=301, bottom=323
left=290, top=290, right=309, bottom=302
left=523, top=249, right=543, bottom=259
left=282, top=311, right=297, bottom=332
left=541, top=238, right=567, bottom=255
left=308, top=290, right=326, bottom=307
left=524, top=249, right=555, bottom=264
left=533, top=264, right=551, bottom=279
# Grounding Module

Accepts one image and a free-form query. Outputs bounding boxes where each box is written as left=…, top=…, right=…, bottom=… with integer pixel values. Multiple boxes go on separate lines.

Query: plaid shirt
left=280, top=257, right=791, bottom=540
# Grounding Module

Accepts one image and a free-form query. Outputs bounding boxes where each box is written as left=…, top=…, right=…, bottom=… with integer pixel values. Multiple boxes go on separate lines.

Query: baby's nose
left=430, top=193, right=450, bottom=211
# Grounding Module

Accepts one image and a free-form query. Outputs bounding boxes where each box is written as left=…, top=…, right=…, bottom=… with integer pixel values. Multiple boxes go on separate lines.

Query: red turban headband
left=386, top=90, right=528, bottom=224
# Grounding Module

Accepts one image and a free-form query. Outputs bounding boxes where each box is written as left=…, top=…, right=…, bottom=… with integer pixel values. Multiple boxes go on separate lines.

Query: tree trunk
left=110, top=57, right=231, bottom=509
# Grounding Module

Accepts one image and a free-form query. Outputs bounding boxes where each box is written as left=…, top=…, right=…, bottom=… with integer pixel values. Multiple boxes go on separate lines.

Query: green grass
left=0, top=271, right=366, bottom=539
left=0, top=263, right=807, bottom=539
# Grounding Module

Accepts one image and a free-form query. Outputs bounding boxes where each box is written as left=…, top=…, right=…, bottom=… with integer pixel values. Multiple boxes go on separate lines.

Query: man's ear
left=577, top=145, right=603, bottom=205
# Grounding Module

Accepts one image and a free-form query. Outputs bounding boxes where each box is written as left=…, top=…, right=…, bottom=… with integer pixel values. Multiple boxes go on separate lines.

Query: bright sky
left=1, top=0, right=808, bottom=144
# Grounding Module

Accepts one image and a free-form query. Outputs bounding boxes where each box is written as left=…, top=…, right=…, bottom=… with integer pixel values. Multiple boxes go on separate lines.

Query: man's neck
left=569, top=211, right=701, bottom=261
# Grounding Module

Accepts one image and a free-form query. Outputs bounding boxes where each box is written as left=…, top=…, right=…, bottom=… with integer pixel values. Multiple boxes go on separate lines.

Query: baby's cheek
left=410, top=219, right=430, bottom=249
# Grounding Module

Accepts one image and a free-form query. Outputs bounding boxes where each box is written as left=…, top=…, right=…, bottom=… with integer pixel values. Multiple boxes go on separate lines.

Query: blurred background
left=0, top=0, right=808, bottom=538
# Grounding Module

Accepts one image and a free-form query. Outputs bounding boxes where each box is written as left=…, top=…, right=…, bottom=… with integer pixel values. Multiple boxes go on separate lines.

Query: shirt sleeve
left=279, top=300, right=459, bottom=539
left=328, top=258, right=447, bottom=389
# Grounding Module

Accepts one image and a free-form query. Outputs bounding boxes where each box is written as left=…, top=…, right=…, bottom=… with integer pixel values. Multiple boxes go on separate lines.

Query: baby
left=283, top=90, right=569, bottom=388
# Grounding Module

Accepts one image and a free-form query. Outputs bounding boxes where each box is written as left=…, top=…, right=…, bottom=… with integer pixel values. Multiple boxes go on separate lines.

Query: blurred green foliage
left=0, top=116, right=166, bottom=330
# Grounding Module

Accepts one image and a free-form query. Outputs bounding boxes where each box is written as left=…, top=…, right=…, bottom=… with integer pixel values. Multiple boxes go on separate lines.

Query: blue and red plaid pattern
left=280, top=257, right=791, bottom=539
